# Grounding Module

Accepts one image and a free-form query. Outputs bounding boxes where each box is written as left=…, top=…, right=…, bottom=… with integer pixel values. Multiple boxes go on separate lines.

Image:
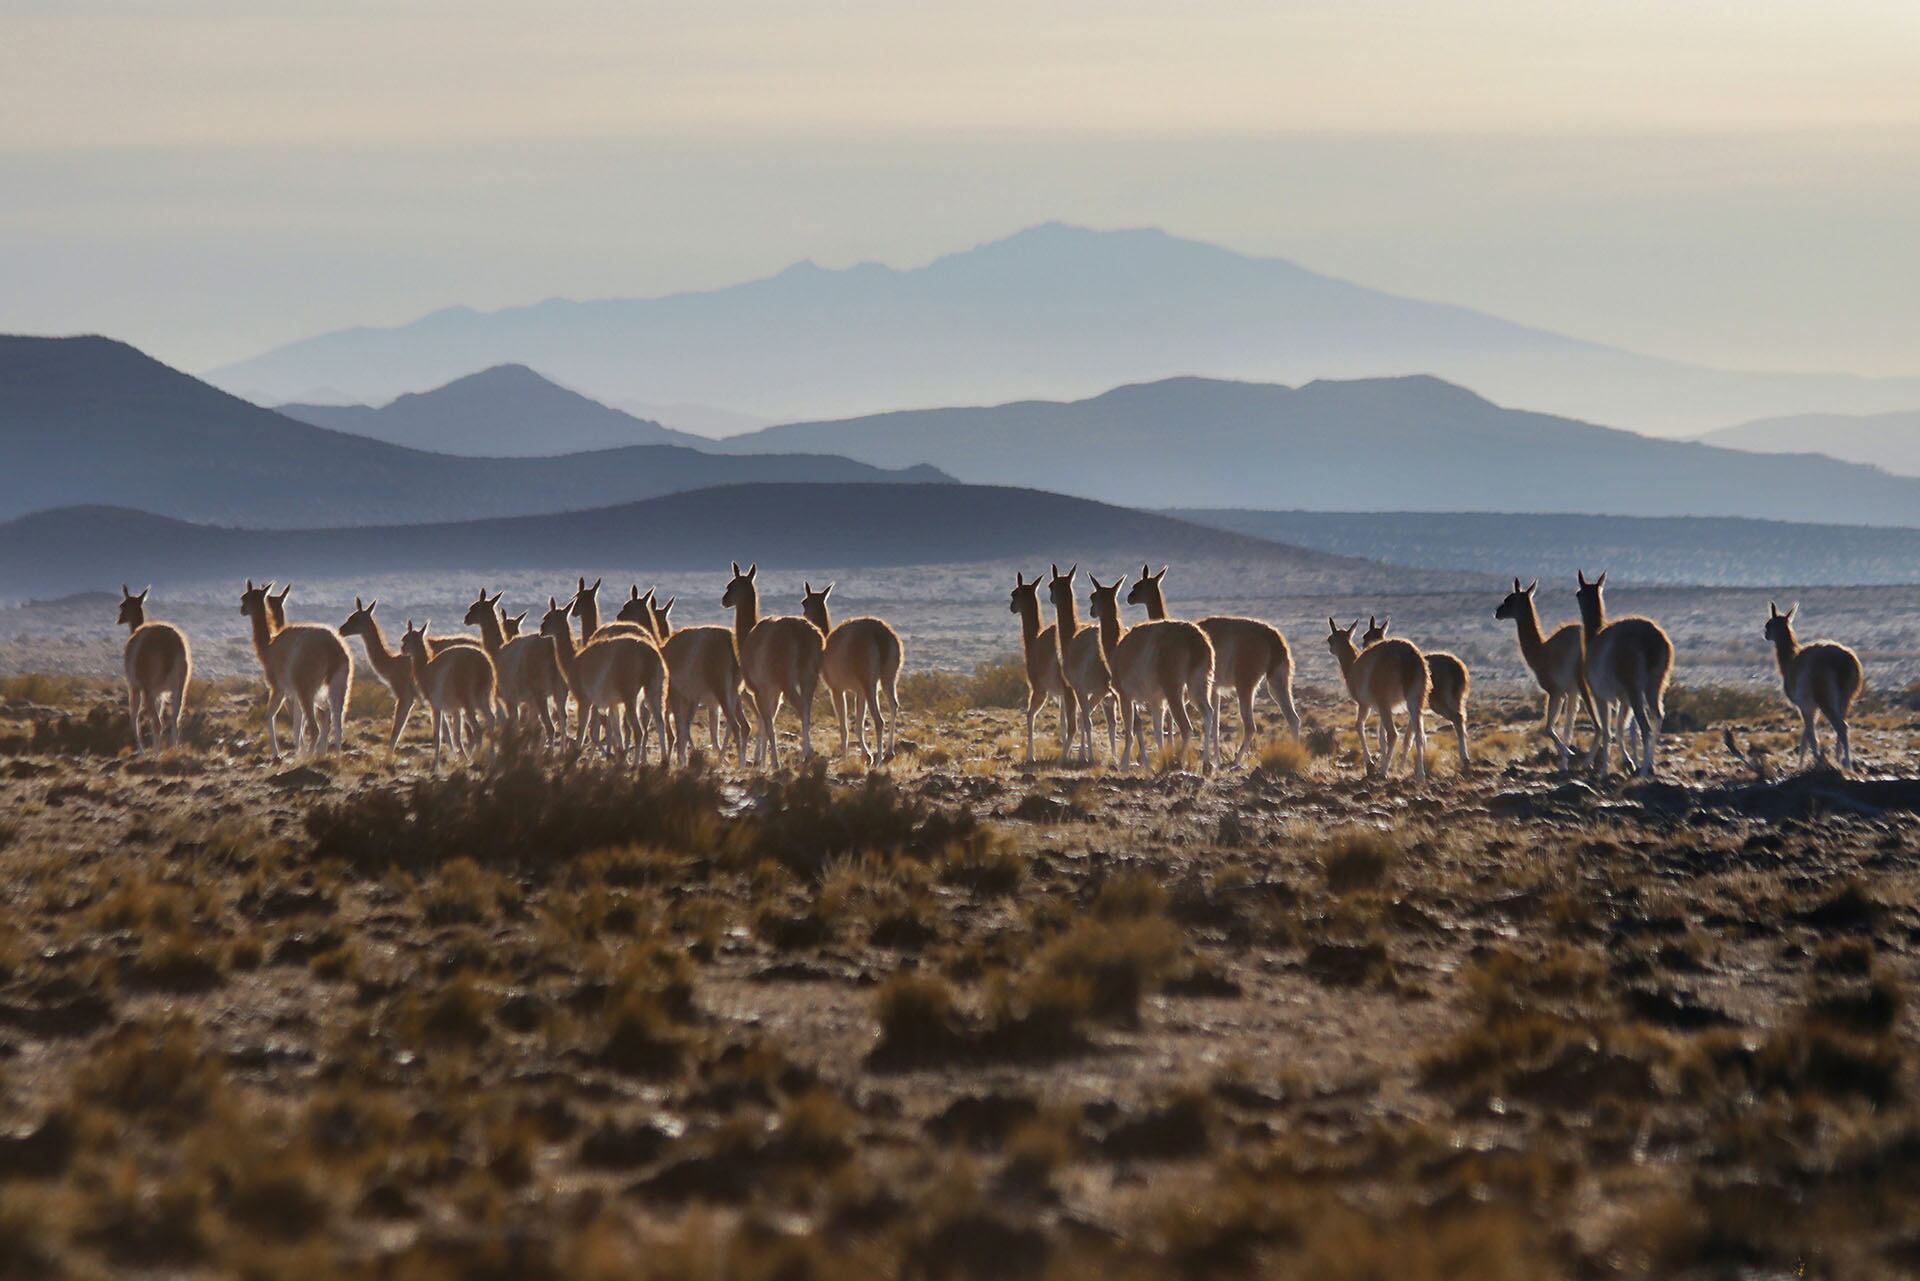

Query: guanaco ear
left=746, top=564, right=757, bottom=580
left=1526, top=579, right=1538, bottom=595
left=577, top=576, right=588, bottom=592
left=355, top=595, right=364, bottom=610
left=476, top=587, right=487, bottom=601
left=803, top=580, right=813, bottom=595
left=732, top=561, right=741, bottom=576
left=1380, top=616, right=1390, bottom=632
left=509, top=610, right=527, bottom=625
left=661, top=596, right=675, bottom=611
left=591, top=577, right=602, bottom=592
left=137, top=585, right=150, bottom=602
left=628, top=583, right=640, bottom=600
left=1050, top=563, right=1060, bottom=578
left=246, top=578, right=256, bottom=592
left=122, top=583, right=131, bottom=598
left=1140, top=563, right=1152, bottom=580
left=823, top=581, right=834, bottom=596
left=1577, top=569, right=1590, bottom=587
left=1154, top=565, right=1167, bottom=581
left=1768, top=600, right=1778, bottom=618
left=488, top=591, right=502, bottom=607
left=1596, top=571, right=1607, bottom=588
left=1511, top=577, right=1522, bottom=592
left=1368, top=614, right=1377, bottom=629
left=1785, top=602, right=1798, bottom=620
left=549, top=595, right=558, bottom=610
left=1328, top=617, right=1339, bottom=633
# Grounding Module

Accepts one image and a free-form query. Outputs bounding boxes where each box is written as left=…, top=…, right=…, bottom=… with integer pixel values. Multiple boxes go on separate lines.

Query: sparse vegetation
left=3, top=677, right=1920, bottom=1277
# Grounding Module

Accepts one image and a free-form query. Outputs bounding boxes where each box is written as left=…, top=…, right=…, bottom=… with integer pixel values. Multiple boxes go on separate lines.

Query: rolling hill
left=0, top=336, right=946, bottom=527
left=209, top=223, right=1920, bottom=435
left=277, top=364, right=715, bottom=455
left=1170, top=509, right=1920, bottom=587
left=0, top=486, right=1482, bottom=601
left=1698, top=410, right=1920, bottom=479
left=721, top=374, right=1920, bottom=526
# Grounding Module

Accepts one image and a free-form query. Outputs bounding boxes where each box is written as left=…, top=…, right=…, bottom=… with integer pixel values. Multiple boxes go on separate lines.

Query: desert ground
left=3, top=574, right=1920, bottom=1278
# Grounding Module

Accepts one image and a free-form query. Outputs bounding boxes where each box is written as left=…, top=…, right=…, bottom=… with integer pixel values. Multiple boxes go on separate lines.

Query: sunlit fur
left=117, top=585, right=191, bottom=753
left=239, top=578, right=352, bottom=761
left=1127, top=564, right=1300, bottom=763
left=1575, top=571, right=1673, bottom=778
left=1362, top=615, right=1470, bottom=769
left=1765, top=601, right=1863, bottom=770
left=801, top=581, right=904, bottom=765
left=1494, top=578, right=1599, bottom=772
left=1326, top=618, right=1426, bottom=782
left=722, top=563, right=823, bottom=768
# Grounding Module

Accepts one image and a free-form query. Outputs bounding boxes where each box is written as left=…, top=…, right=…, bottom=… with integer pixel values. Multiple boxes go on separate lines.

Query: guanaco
left=1765, top=601, right=1862, bottom=770
left=1574, top=571, right=1672, bottom=778
left=1326, top=618, right=1427, bottom=781
left=400, top=617, right=498, bottom=769
left=801, top=581, right=905, bottom=765
left=618, top=588, right=748, bottom=765
left=539, top=596, right=670, bottom=764
left=722, top=563, right=823, bottom=768
left=117, top=585, right=190, bottom=753
left=1047, top=564, right=1116, bottom=764
left=240, top=578, right=351, bottom=761
left=1361, top=616, right=1470, bottom=769
left=1494, top=579, right=1599, bottom=772
left=1126, top=564, right=1300, bottom=762
left=337, top=596, right=428, bottom=753
left=464, top=589, right=568, bottom=741
left=1088, top=571, right=1214, bottom=771
left=1009, top=572, right=1073, bottom=762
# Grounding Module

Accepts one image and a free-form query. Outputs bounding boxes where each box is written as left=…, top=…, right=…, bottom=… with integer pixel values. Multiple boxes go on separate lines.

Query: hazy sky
left=4, top=0, right=1918, bottom=379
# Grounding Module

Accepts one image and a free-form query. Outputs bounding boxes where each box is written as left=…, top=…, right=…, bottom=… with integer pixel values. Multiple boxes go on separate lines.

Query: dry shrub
left=73, top=1018, right=225, bottom=1124
left=1032, top=915, right=1181, bottom=1023
left=871, top=973, right=966, bottom=1063
left=1254, top=736, right=1312, bottom=777
left=938, top=836, right=1024, bottom=895
left=1320, top=828, right=1398, bottom=894
left=899, top=657, right=1028, bottom=714
left=1663, top=683, right=1779, bottom=731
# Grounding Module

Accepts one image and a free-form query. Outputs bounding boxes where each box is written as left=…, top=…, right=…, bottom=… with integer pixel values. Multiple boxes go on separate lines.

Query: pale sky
left=3, top=0, right=1918, bottom=378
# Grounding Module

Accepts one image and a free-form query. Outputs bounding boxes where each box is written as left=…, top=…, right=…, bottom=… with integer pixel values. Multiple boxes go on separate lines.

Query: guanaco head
left=568, top=576, right=603, bottom=620
left=538, top=596, right=572, bottom=640
left=1361, top=615, right=1389, bottom=647
left=1764, top=599, right=1798, bottom=646
left=462, top=588, right=503, bottom=629
left=117, top=584, right=149, bottom=629
left=721, top=562, right=757, bottom=609
left=1325, top=617, right=1361, bottom=670
left=1088, top=573, right=1124, bottom=624
left=338, top=595, right=380, bottom=641
left=239, top=578, right=274, bottom=621
left=1573, top=569, right=1609, bottom=630
left=1045, top=562, right=1078, bottom=614
left=399, top=618, right=432, bottom=667
left=1493, top=577, right=1538, bottom=622
left=616, top=584, right=655, bottom=627
left=1009, top=571, right=1042, bottom=617
left=800, top=580, right=834, bottom=632
left=267, top=583, right=292, bottom=631
left=650, top=595, right=675, bottom=638
left=502, top=610, right=527, bottom=640
left=1124, top=564, right=1167, bottom=609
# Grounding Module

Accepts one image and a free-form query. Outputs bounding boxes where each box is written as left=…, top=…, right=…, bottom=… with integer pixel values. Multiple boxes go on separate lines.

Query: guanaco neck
left=1138, top=582, right=1168, bottom=622
left=245, top=604, right=275, bottom=669
left=355, top=617, right=408, bottom=679
left=1509, top=600, right=1554, bottom=678
left=546, top=622, right=580, bottom=685
left=1015, top=594, right=1044, bottom=652
left=1770, top=624, right=1800, bottom=678
left=1330, top=636, right=1358, bottom=686
left=474, top=606, right=507, bottom=655
left=804, top=599, right=834, bottom=634
left=1577, top=591, right=1606, bottom=640
left=1089, top=595, right=1123, bottom=663
left=404, top=638, right=430, bottom=681
left=730, top=583, right=760, bottom=649
left=1051, top=587, right=1081, bottom=673
left=576, top=594, right=601, bottom=642
left=122, top=603, right=145, bottom=634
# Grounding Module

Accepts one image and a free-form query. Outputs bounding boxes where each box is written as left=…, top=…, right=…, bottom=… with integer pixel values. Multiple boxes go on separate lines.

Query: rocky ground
left=2, top=676, right=1920, bottom=1279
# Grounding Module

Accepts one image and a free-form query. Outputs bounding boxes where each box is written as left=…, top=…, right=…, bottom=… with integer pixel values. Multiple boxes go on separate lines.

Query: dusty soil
left=2, top=675, right=1919, bottom=1280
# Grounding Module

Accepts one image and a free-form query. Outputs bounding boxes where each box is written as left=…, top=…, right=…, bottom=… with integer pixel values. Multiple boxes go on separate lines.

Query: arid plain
left=3, top=569, right=1920, bottom=1279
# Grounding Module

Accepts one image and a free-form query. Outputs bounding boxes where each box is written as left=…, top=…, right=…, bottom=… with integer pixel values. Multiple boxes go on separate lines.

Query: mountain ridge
left=0, top=335, right=949, bottom=528
left=209, top=223, right=1920, bottom=434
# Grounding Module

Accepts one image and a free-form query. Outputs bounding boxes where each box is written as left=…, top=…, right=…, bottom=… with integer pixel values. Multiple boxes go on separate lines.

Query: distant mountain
left=0, top=485, right=1479, bottom=601
left=721, top=374, right=1920, bottom=526
left=277, top=364, right=714, bottom=455
left=617, top=399, right=771, bottom=439
left=1698, top=410, right=1920, bottom=479
left=1171, top=508, right=1920, bottom=587
left=209, top=224, right=1920, bottom=435
left=0, top=336, right=947, bottom=528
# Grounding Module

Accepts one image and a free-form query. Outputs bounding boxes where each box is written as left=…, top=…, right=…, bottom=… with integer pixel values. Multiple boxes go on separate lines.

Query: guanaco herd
left=113, top=564, right=1865, bottom=780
